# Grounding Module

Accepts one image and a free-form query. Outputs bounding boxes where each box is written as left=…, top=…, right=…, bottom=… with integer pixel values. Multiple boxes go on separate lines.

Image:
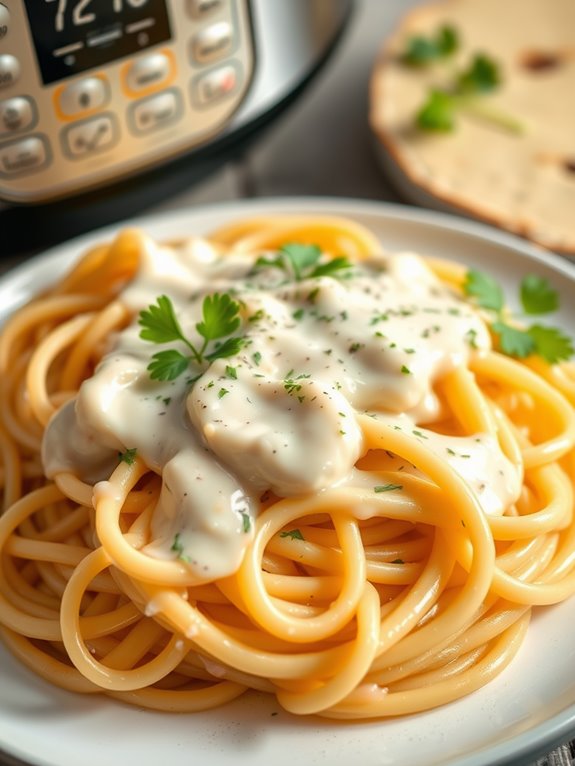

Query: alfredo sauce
left=42, top=235, right=521, bottom=581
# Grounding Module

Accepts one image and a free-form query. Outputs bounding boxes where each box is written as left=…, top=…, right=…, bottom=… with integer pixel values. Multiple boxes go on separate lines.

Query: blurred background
left=0, top=0, right=408, bottom=264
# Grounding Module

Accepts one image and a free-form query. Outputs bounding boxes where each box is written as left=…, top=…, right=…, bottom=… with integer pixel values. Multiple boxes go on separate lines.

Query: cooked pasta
left=0, top=214, right=574, bottom=719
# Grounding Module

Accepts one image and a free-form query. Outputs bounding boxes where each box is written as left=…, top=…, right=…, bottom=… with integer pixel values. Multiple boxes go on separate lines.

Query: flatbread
left=370, top=0, right=575, bottom=255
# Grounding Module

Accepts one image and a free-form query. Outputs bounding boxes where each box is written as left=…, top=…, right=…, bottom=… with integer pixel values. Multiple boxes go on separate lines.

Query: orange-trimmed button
left=122, top=51, right=175, bottom=98
left=54, top=75, right=109, bottom=121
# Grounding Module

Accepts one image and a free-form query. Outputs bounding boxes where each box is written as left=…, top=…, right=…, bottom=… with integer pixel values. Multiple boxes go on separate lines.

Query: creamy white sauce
left=42, top=234, right=520, bottom=582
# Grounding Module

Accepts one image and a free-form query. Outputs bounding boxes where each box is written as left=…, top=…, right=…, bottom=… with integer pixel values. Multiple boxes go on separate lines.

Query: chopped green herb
left=401, top=365, right=412, bottom=375
left=171, top=532, right=190, bottom=562
left=292, top=308, right=305, bottom=321
left=457, top=53, right=500, bottom=94
left=374, top=484, right=403, bottom=493
left=241, top=512, right=251, bottom=533
left=284, top=373, right=311, bottom=396
left=408, top=35, right=522, bottom=135
left=218, top=388, right=229, bottom=399
left=417, top=89, right=456, bottom=131
left=225, top=365, right=238, bottom=379
left=401, top=24, right=459, bottom=66
left=279, top=528, right=304, bottom=540
left=252, top=351, right=262, bottom=366
left=248, top=309, right=265, bottom=323
left=465, top=328, right=479, bottom=349
left=118, top=447, right=138, bottom=465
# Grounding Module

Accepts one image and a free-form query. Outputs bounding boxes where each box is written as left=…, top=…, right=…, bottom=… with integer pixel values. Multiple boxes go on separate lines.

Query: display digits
left=55, top=0, right=150, bottom=33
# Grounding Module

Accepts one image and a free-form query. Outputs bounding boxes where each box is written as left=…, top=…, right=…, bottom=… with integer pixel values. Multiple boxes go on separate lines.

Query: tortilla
left=370, top=0, right=575, bottom=255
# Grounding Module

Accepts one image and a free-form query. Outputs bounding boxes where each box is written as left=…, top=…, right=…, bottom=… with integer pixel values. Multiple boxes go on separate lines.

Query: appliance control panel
left=0, top=0, right=253, bottom=202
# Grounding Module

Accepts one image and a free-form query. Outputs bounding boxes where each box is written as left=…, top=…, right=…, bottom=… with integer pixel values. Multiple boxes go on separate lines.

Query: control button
left=0, top=4, right=10, bottom=41
left=0, top=55, right=20, bottom=90
left=0, top=96, right=36, bottom=134
left=129, top=89, right=182, bottom=135
left=192, top=63, right=239, bottom=107
left=0, top=135, right=49, bottom=176
left=58, top=77, right=109, bottom=118
left=124, top=52, right=173, bottom=95
left=61, top=114, right=118, bottom=158
left=187, top=0, right=225, bottom=19
left=191, top=22, right=233, bottom=64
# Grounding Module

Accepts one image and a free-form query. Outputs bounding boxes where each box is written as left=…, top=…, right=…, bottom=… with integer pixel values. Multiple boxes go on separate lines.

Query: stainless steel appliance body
left=0, top=0, right=351, bottom=204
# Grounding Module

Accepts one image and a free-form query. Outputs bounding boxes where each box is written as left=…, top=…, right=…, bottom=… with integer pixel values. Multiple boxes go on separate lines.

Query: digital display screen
left=24, top=0, right=172, bottom=85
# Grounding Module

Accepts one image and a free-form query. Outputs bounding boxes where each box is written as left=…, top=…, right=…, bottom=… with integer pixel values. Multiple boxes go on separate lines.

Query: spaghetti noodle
left=0, top=214, right=574, bottom=718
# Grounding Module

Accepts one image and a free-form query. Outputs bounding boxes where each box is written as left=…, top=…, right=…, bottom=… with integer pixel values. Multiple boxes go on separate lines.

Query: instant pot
left=0, top=0, right=352, bottom=252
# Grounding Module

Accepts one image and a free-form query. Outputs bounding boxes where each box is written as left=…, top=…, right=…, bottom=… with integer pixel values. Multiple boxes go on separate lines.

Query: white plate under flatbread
left=370, top=0, right=575, bottom=256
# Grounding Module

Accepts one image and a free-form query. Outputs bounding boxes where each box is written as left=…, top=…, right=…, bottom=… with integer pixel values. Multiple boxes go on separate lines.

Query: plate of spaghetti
left=1, top=198, right=575, bottom=766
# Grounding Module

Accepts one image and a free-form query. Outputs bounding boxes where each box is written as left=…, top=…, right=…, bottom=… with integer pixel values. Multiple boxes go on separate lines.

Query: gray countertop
left=0, top=2, right=573, bottom=765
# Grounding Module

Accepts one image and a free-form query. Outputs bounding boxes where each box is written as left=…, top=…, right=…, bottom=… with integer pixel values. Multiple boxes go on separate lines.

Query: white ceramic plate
left=1, top=198, right=575, bottom=766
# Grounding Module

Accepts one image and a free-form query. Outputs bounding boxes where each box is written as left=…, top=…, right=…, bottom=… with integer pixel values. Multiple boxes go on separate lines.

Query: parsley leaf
left=139, top=295, right=187, bottom=345
left=196, top=292, right=241, bottom=342
left=118, top=447, right=137, bottom=465
left=310, top=255, right=353, bottom=279
left=205, top=336, right=245, bottom=362
left=253, top=242, right=351, bottom=283
left=527, top=325, right=574, bottom=364
left=464, top=268, right=573, bottom=365
left=492, top=322, right=535, bottom=358
left=139, top=293, right=245, bottom=381
left=457, top=54, right=501, bottom=93
left=402, top=24, right=459, bottom=66
left=404, top=27, right=522, bottom=135
left=416, top=90, right=455, bottom=131
left=147, top=349, right=190, bottom=381
left=464, top=270, right=504, bottom=311
left=281, top=243, right=322, bottom=280
left=520, top=275, right=559, bottom=315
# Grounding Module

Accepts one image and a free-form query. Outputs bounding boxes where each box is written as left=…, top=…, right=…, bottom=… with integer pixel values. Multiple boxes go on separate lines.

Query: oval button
left=0, top=135, right=49, bottom=177
left=0, top=4, right=10, bottom=41
left=129, top=90, right=182, bottom=134
left=0, top=96, right=36, bottom=135
left=125, top=53, right=172, bottom=94
left=58, top=77, right=109, bottom=117
left=0, top=55, right=20, bottom=91
left=191, top=22, right=233, bottom=64
left=187, top=0, right=224, bottom=19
